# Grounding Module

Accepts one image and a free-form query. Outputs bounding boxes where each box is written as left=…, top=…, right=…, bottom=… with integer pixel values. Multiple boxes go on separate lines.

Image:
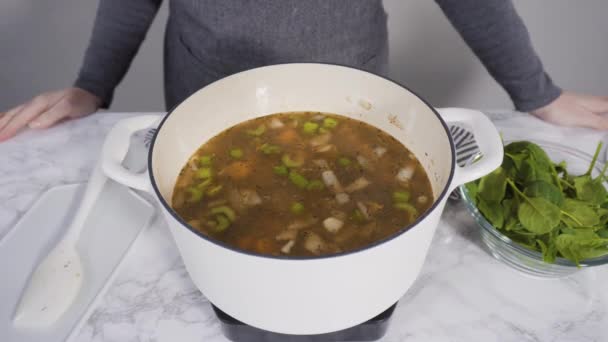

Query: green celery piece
left=206, top=184, right=223, bottom=196
left=478, top=167, right=507, bottom=202
left=196, top=178, right=213, bottom=190
left=230, top=148, right=244, bottom=159
left=302, top=121, right=319, bottom=135
left=394, top=202, right=418, bottom=219
left=338, top=157, right=352, bottom=167
left=214, top=214, right=231, bottom=233
left=290, top=202, right=304, bottom=214
left=186, top=187, right=203, bottom=203
left=517, top=197, right=561, bottom=234
left=322, top=117, right=338, bottom=129
left=288, top=170, right=309, bottom=189
left=350, top=209, right=366, bottom=222
left=196, top=167, right=213, bottom=179
left=282, top=154, right=304, bottom=168
left=307, top=180, right=324, bottom=191
left=392, top=191, right=411, bottom=203
left=524, top=180, right=564, bottom=206
left=210, top=206, right=236, bottom=221
left=259, top=143, right=281, bottom=155
left=477, top=198, right=504, bottom=229
left=273, top=165, right=288, bottom=176
left=199, top=155, right=214, bottom=166
left=247, top=124, right=266, bottom=137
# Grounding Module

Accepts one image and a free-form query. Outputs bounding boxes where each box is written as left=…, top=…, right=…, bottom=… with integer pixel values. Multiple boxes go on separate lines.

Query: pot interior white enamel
left=118, top=64, right=501, bottom=335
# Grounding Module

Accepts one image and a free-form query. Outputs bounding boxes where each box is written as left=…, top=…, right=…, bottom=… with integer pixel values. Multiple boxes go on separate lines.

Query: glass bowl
left=459, top=139, right=608, bottom=278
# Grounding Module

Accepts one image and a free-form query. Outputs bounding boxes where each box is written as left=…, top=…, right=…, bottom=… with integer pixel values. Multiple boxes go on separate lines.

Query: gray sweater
left=74, top=0, right=561, bottom=111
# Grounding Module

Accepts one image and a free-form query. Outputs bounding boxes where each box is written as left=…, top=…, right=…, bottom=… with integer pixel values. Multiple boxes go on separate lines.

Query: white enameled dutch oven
left=101, top=63, right=503, bottom=335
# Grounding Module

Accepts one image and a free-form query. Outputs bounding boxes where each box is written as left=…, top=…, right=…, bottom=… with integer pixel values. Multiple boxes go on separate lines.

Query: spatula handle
left=63, top=161, right=108, bottom=244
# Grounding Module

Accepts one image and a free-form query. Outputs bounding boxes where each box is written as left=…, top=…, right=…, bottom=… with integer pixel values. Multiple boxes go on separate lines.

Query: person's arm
left=75, top=0, right=164, bottom=108
left=0, top=0, right=163, bottom=141
left=435, top=0, right=608, bottom=129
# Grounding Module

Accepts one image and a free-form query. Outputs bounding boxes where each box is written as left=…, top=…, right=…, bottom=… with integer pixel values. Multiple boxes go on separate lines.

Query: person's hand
left=0, top=87, right=101, bottom=142
left=530, top=91, right=608, bottom=130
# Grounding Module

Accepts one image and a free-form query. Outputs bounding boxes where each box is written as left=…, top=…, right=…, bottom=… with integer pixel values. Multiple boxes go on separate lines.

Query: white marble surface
left=1, top=111, right=608, bottom=342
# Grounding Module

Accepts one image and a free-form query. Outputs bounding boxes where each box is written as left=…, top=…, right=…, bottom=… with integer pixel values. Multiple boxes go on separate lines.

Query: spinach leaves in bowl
left=465, top=141, right=608, bottom=266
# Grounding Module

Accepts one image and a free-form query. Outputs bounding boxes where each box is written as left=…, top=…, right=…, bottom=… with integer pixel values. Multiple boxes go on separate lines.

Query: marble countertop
left=1, top=111, right=608, bottom=342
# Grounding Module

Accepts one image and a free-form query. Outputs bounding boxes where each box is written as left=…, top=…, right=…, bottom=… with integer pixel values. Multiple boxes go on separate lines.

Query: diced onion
left=313, top=144, right=335, bottom=153
left=373, top=146, right=387, bottom=157
left=357, top=201, right=370, bottom=220
left=322, top=170, right=344, bottom=193
left=418, top=195, right=428, bottom=204
left=309, top=132, right=332, bottom=147
left=396, top=166, right=415, bottom=183
left=276, top=229, right=298, bottom=241
left=269, top=118, right=285, bottom=129
left=312, top=114, right=326, bottom=121
left=323, top=217, right=344, bottom=233
left=312, top=159, right=329, bottom=169
left=335, top=193, right=350, bottom=204
left=287, top=217, right=318, bottom=230
left=344, top=177, right=371, bottom=193
left=281, top=240, right=296, bottom=254
left=304, top=232, right=326, bottom=255
left=357, top=155, right=372, bottom=170
left=240, top=189, right=262, bottom=206
left=188, top=156, right=199, bottom=171
left=229, top=188, right=262, bottom=210
left=330, top=210, right=347, bottom=221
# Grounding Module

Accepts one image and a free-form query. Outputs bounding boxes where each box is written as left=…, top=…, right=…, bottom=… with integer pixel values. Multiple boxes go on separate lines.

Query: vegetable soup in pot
left=171, top=112, right=433, bottom=256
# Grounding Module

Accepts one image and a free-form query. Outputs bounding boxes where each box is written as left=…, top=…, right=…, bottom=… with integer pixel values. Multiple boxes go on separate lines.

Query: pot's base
left=212, top=303, right=397, bottom=342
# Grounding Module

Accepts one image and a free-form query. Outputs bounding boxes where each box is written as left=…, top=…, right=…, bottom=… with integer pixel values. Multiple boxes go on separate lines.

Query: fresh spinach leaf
left=524, top=180, right=564, bottom=206
left=555, top=234, right=608, bottom=266
left=478, top=167, right=507, bottom=201
left=561, top=198, right=600, bottom=227
left=517, top=197, right=561, bottom=234
left=464, top=181, right=479, bottom=204
left=574, top=176, right=607, bottom=205
left=478, top=198, right=504, bottom=229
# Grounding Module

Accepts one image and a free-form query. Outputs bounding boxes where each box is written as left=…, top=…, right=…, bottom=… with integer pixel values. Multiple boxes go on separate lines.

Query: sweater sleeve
left=434, top=0, right=561, bottom=112
left=74, top=0, right=163, bottom=108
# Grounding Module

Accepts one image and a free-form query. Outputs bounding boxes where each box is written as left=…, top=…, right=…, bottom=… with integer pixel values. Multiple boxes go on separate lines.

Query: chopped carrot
left=276, top=128, right=299, bottom=145
left=255, top=238, right=276, bottom=254
left=236, top=236, right=255, bottom=250
left=222, top=161, right=253, bottom=180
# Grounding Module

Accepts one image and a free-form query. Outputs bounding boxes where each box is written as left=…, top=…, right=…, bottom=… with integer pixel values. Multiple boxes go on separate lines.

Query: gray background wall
left=1, top=0, right=607, bottom=112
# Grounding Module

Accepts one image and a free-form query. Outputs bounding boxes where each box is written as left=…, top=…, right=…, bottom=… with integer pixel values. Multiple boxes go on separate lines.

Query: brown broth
left=171, top=112, right=433, bottom=257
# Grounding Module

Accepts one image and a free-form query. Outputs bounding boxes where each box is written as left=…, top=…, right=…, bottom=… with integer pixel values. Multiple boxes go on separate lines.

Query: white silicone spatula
left=13, top=161, right=107, bottom=329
